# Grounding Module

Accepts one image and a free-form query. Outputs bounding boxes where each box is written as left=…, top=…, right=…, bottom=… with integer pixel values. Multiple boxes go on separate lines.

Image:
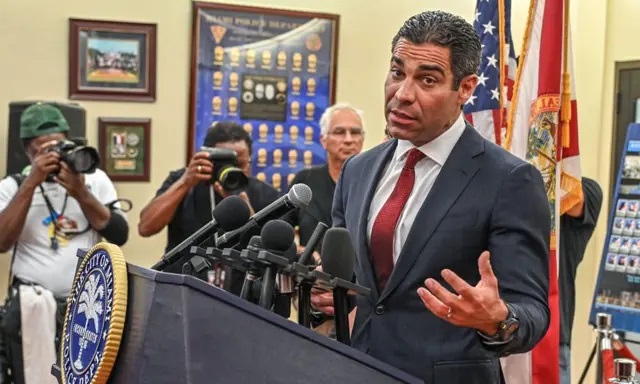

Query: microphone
left=257, top=220, right=295, bottom=310
left=296, top=222, right=329, bottom=327
left=297, top=222, right=329, bottom=266
left=239, top=236, right=264, bottom=301
left=216, top=183, right=312, bottom=249
left=151, top=195, right=251, bottom=271
left=273, top=243, right=298, bottom=318
left=321, top=227, right=356, bottom=346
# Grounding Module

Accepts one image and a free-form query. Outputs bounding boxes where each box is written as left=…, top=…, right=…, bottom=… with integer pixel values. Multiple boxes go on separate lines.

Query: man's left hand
left=213, top=182, right=255, bottom=216
left=417, top=251, right=509, bottom=336
left=55, top=162, right=88, bottom=200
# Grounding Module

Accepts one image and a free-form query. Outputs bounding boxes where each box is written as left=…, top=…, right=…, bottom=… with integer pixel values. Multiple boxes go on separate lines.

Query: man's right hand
left=310, top=265, right=335, bottom=316
left=26, top=140, right=61, bottom=185
left=181, top=151, right=214, bottom=187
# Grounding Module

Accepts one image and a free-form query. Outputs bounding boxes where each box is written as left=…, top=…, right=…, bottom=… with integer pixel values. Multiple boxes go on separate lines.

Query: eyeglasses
left=328, top=127, right=364, bottom=138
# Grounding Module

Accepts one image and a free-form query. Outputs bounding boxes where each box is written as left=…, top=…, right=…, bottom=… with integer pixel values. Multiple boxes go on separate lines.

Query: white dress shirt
left=367, top=114, right=466, bottom=264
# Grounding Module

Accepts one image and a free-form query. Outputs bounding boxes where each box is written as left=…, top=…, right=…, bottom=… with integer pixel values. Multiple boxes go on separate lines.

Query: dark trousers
left=0, top=283, right=66, bottom=384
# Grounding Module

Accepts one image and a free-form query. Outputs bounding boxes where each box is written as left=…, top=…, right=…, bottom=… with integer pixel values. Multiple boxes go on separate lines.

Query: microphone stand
left=257, top=250, right=293, bottom=310
left=151, top=220, right=219, bottom=271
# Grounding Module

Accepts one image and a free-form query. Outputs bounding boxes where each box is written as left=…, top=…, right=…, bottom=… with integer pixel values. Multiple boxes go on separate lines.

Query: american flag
left=463, top=0, right=517, bottom=145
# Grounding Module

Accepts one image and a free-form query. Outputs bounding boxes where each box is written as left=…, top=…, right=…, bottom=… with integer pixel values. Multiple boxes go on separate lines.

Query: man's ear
left=320, top=134, right=327, bottom=149
left=458, top=74, right=479, bottom=106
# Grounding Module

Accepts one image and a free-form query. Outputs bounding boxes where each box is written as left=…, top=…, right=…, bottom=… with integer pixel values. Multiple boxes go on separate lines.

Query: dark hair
left=391, top=11, right=481, bottom=89
left=203, top=121, right=253, bottom=154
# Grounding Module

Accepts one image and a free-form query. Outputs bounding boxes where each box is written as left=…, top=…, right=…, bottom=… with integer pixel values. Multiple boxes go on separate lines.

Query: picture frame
left=187, top=2, right=339, bottom=192
left=69, top=19, right=157, bottom=102
left=98, top=118, right=151, bottom=182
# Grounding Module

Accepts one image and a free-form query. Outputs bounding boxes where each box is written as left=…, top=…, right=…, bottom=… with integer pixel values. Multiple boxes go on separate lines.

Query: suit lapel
left=355, top=140, right=397, bottom=299
left=379, top=126, right=485, bottom=303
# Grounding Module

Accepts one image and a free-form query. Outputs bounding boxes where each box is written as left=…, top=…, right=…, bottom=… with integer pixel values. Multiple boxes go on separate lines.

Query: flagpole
left=498, top=0, right=506, bottom=132
left=560, top=0, right=571, bottom=148
left=503, top=0, right=537, bottom=150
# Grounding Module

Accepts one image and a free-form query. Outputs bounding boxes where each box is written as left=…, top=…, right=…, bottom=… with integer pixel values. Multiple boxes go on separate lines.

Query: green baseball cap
left=20, top=103, right=70, bottom=139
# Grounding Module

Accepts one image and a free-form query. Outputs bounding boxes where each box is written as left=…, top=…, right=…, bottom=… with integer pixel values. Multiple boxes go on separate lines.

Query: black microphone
left=273, top=243, right=298, bottom=318
left=321, top=227, right=356, bottom=346
left=296, top=222, right=329, bottom=327
left=239, top=236, right=264, bottom=301
left=297, top=222, right=329, bottom=266
left=216, top=183, right=312, bottom=249
left=151, top=195, right=251, bottom=271
left=257, top=220, right=295, bottom=310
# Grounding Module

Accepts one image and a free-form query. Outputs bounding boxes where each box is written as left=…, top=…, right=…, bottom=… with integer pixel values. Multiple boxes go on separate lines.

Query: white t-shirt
left=0, top=169, right=121, bottom=298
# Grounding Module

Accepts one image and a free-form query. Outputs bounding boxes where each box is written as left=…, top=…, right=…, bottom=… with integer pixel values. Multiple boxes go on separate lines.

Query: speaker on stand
left=5, top=101, right=86, bottom=176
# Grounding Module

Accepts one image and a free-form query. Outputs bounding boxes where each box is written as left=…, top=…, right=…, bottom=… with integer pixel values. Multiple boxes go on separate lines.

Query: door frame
left=610, top=60, right=640, bottom=203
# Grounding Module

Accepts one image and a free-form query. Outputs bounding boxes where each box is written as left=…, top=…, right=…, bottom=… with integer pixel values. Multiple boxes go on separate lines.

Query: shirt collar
left=394, top=113, right=466, bottom=166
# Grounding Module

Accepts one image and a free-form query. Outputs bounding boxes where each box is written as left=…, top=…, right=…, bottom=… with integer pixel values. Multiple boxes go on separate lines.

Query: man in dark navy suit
left=312, top=11, right=551, bottom=383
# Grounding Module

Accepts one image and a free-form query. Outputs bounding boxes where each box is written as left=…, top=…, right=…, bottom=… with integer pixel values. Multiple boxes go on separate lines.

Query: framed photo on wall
left=98, top=118, right=151, bottom=182
left=187, top=2, right=340, bottom=193
left=69, top=19, right=157, bottom=102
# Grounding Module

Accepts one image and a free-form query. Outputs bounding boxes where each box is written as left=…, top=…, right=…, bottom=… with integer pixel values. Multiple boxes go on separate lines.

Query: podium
left=52, top=251, right=421, bottom=384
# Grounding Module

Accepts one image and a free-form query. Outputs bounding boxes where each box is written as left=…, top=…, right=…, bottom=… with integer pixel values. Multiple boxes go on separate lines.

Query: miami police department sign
left=61, top=242, right=128, bottom=384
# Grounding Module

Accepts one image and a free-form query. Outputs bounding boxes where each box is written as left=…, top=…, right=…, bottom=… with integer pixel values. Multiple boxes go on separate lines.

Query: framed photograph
left=98, top=118, right=151, bottom=182
left=69, top=19, right=157, bottom=102
left=187, top=2, right=339, bottom=192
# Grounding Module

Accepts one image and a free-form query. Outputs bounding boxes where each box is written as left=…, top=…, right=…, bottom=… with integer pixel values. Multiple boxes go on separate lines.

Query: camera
left=45, top=138, right=100, bottom=174
left=201, top=146, right=249, bottom=193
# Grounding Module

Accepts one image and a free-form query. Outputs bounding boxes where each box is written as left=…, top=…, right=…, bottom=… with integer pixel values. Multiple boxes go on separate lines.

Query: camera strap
left=38, top=184, right=69, bottom=250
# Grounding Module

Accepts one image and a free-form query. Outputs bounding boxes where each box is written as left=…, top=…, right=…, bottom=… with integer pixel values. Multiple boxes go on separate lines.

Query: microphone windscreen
left=288, top=183, right=312, bottom=208
left=212, top=195, right=251, bottom=231
left=320, top=228, right=355, bottom=281
left=260, top=220, right=295, bottom=254
left=284, top=242, right=297, bottom=263
left=247, top=235, right=262, bottom=251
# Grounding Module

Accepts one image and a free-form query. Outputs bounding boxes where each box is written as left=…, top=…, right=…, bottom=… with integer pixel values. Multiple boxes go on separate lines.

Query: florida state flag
left=501, top=0, right=583, bottom=383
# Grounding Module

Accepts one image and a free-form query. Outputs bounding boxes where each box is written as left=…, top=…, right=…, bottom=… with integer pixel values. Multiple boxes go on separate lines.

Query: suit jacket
left=332, top=125, right=551, bottom=383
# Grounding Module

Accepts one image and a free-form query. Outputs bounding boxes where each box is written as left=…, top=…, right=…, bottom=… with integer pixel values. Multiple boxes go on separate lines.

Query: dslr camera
left=45, top=138, right=100, bottom=175
left=201, top=146, right=249, bottom=193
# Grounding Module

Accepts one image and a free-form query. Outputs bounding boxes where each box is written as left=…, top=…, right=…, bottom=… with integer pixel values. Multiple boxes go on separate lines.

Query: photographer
left=138, top=121, right=281, bottom=282
left=0, top=103, right=129, bottom=384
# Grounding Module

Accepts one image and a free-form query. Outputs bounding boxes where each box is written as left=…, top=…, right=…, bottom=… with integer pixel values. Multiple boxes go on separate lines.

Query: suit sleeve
left=487, top=162, right=551, bottom=355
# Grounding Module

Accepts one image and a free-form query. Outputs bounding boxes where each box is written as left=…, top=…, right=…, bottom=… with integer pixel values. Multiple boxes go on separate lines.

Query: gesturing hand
left=417, top=251, right=509, bottom=336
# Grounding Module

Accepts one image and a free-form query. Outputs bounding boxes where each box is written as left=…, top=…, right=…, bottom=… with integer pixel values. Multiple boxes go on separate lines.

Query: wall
left=0, top=0, right=634, bottom=382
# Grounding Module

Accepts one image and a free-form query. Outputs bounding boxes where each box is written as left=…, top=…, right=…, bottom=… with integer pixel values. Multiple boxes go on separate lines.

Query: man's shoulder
left=0, top=174, right=20, bottom=195
left=295, top=165, right=327, bottom=179
left=345, top=140, right=396, bottom=169
left=476, top=135, right=533, bottom=176
left=85, top=168, right=114, bottom=185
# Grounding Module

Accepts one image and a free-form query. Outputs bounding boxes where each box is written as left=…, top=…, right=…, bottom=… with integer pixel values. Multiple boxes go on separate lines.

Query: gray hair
left=319, top=103, right=365, bottom=136
left=391, top=11, right=481, bottom=89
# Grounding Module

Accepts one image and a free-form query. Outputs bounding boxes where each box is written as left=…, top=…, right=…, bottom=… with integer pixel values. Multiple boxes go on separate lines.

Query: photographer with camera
left=0, top=103, right=129, bottom=384
left=138, top=121, right=281, bottom=282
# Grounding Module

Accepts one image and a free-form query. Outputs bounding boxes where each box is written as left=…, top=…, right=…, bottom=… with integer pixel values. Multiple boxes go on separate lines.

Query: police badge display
left=188, top=3, right=339, bottom=192
left=60, top=242, right=128, bottom=384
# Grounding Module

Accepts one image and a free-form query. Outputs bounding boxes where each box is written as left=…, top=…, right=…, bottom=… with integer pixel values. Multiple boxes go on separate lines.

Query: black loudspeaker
left=6, top=101, right=86, bottom=176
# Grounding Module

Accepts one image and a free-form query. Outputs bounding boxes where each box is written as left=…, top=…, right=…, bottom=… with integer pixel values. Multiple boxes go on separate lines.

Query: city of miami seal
left=60, top=242, right=128, bottom=384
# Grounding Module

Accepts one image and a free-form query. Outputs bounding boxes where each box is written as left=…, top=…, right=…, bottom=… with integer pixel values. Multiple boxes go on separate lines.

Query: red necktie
left=370, top=148, right=426, bottom=292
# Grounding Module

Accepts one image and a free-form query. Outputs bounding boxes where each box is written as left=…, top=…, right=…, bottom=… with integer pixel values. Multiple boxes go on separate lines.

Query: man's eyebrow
left=417, top=64, right=445, bottom=75
left=390, top=57, right=445, bottom=75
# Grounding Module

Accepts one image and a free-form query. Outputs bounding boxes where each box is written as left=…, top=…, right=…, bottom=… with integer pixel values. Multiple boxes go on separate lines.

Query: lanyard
left=39, top=184, right=91, bottom=249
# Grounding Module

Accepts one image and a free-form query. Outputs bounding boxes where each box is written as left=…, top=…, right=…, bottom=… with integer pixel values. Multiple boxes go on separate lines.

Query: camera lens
left=218, top=166, right=248, bottom=193
left=66, top=147, right=100, bottom=173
